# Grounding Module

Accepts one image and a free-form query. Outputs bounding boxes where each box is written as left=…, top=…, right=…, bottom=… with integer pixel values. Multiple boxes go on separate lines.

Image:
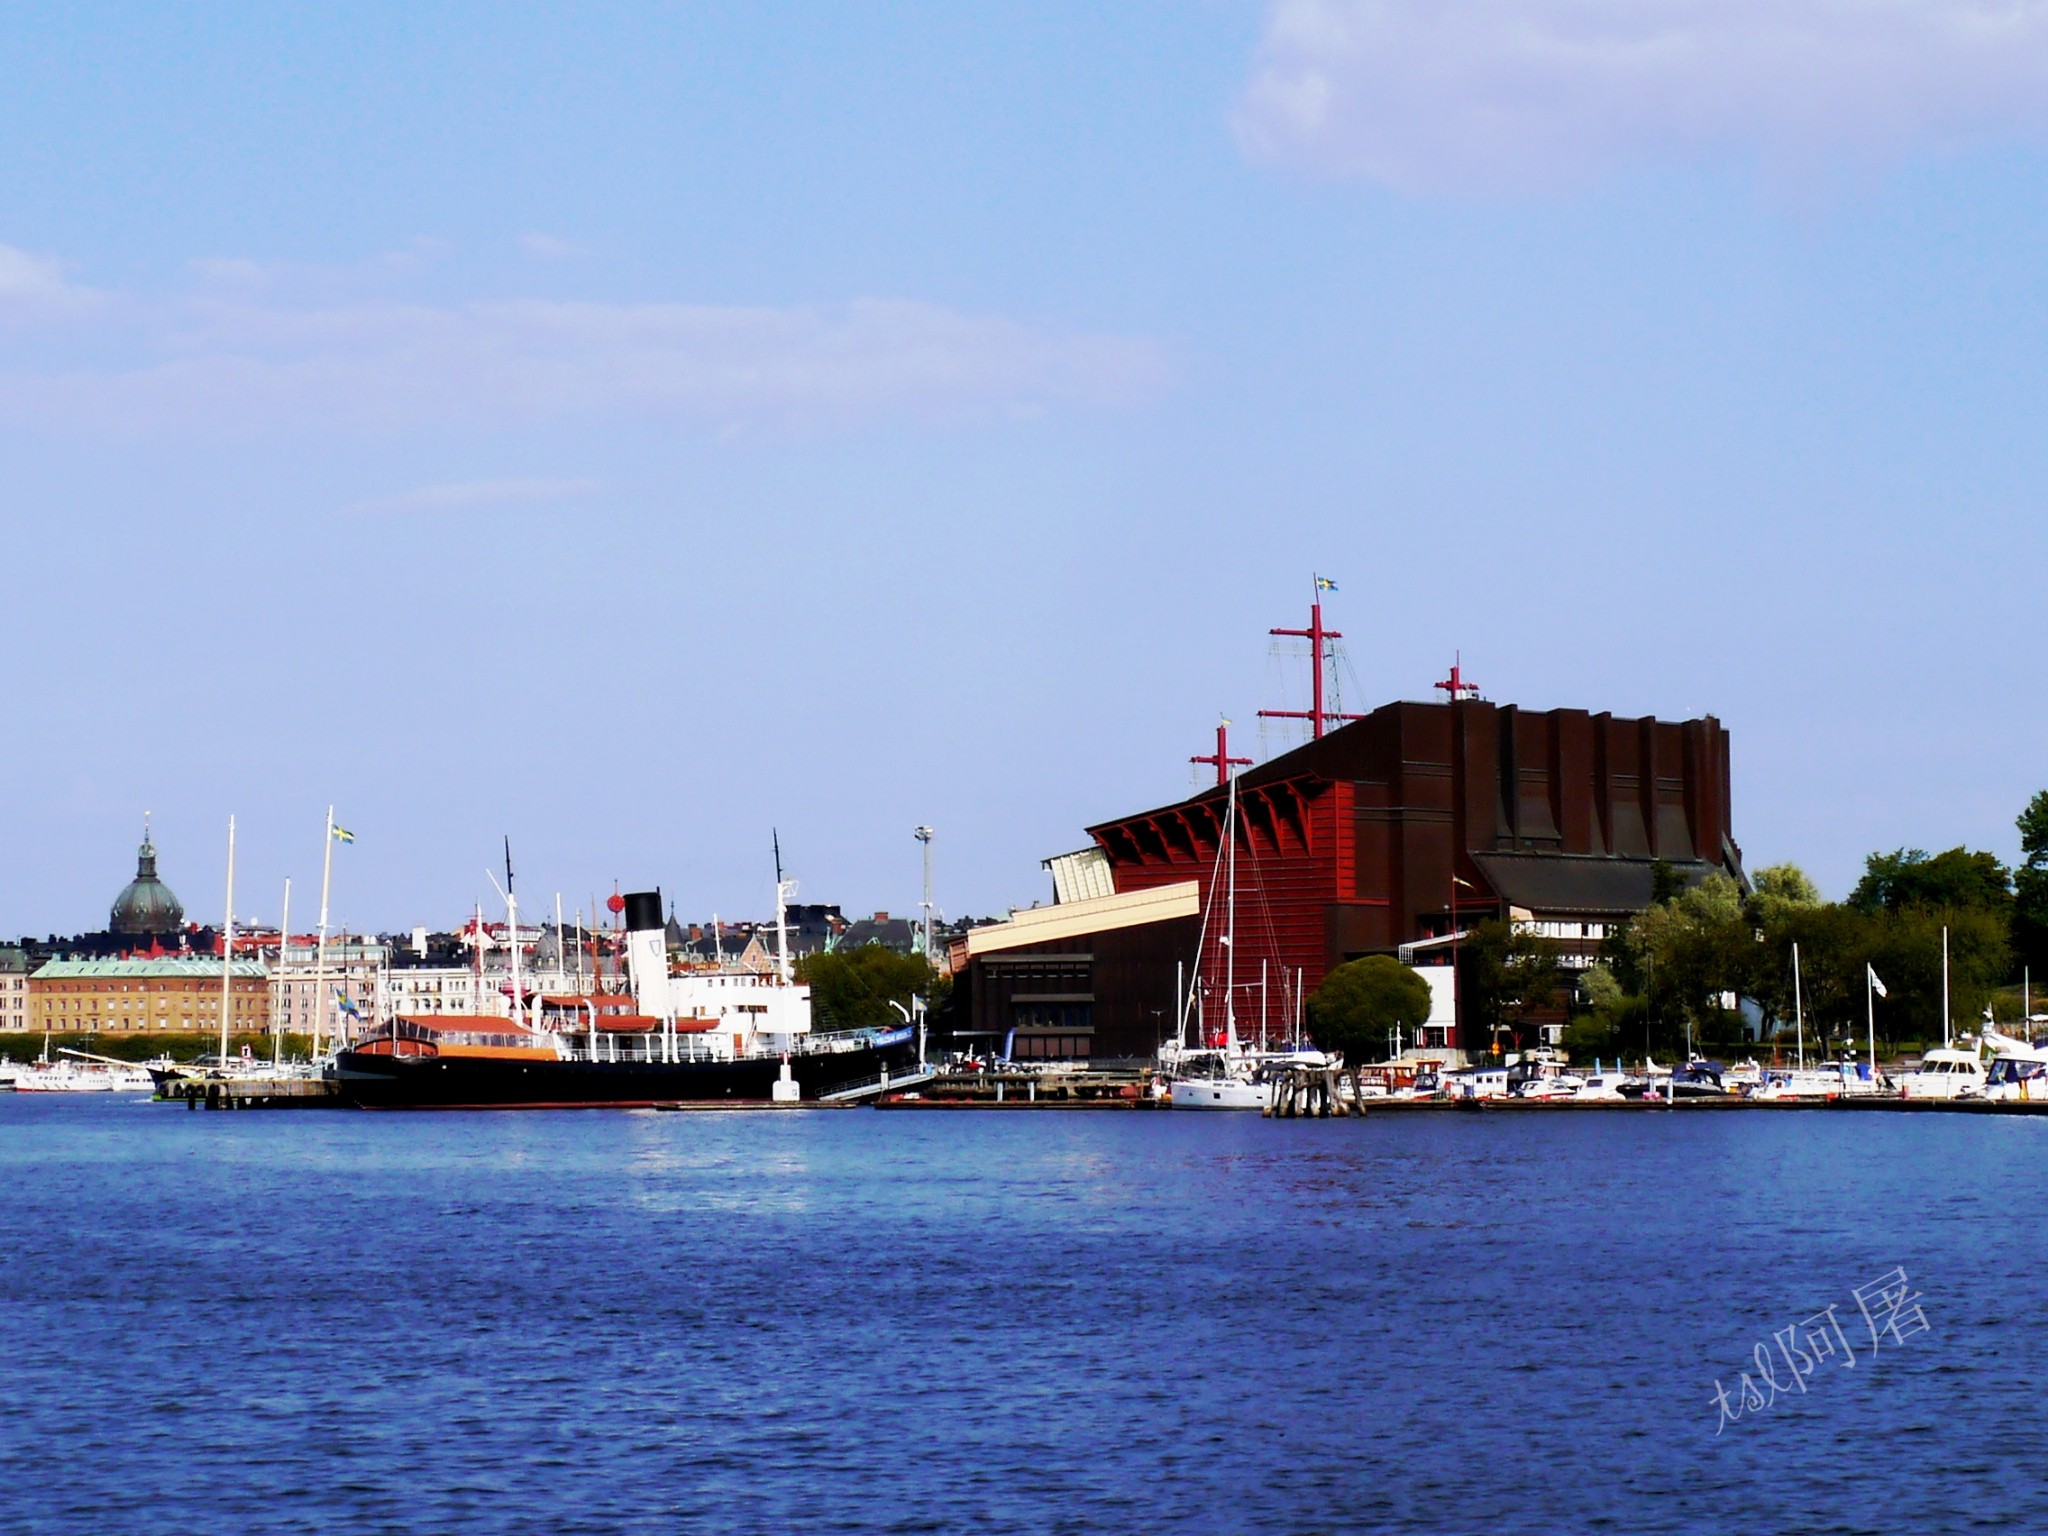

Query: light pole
left=1450, top=873, right=1475, bottom=1055
left=914, top=826, right=935, bottom=970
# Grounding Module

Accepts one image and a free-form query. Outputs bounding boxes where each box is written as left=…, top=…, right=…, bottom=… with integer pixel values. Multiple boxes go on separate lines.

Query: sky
left=3, top=0, right=2047, bottom=937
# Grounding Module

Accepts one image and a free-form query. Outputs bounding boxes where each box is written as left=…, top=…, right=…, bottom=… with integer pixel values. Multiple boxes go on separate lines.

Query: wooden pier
left=162, top=1076, right=343, bottom=1110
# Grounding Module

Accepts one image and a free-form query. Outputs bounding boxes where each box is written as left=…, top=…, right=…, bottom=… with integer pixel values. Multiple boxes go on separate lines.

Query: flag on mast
left=1867, top=964, right=1888, bottom=998
left=1315, top=576, right=1337, bottom=592
left=331, top=824, right=356, bottom=844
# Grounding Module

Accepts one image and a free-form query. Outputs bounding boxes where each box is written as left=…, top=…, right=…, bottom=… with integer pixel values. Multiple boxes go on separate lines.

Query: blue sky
left=3, top=1, right=2046, bottom=936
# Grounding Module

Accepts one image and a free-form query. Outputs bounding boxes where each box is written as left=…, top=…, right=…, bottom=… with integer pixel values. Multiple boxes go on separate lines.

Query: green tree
left=1464, top=920, right=1564, bottom=1054
left=1750, top=862, right=1822, bottom=915
left=1306, top=956, right=1432, bottom=1064
left=795, top=945, right=942, bottom=1031
left=1628, top=870, right=1755, bottom=1052
left=1848, top=847, right=2012, bottom=916
left=2015, top=791, right=2048, bottom=980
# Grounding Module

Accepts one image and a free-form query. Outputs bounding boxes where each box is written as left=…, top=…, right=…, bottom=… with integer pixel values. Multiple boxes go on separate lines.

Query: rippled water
left=0, top=1096, right=2032, bottom=1534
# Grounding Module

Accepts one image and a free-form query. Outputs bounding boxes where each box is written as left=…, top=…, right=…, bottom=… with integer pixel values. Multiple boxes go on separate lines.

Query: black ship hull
left=332, top=1045, right=901, bottom=1110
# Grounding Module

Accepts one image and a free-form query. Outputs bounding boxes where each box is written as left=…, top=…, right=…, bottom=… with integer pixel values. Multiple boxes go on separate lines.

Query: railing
left=818, top=1065, right=938, bottom=1102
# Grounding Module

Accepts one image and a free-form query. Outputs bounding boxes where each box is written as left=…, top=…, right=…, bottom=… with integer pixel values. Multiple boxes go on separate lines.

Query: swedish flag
left=332, top=824, right=355, bottom=844
left=1315, top=576, right=1337, bottom=592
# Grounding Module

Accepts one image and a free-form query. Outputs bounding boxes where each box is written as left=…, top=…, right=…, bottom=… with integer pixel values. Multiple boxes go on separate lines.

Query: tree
left=1464, top=920, right=1564, bottom=1054
left=795, top=945, right=941, bottom=1031
left=1306, top=956, right=1432, bottom=1064
left=2015, top=792, right=2048, bottom=980
left=1750, top=862, right=1821, bottom=914
left=1848, top=847, right=2012, bottom=916
left=1627, top=870, right=1754, bottom=1051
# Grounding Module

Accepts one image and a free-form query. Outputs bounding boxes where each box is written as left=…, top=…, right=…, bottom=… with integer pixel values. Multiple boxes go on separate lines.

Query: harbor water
left=0, top=1096, right=2033, bottom=1534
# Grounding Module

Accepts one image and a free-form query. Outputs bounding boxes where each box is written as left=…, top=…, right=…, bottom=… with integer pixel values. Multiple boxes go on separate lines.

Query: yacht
left=1748, top=1061, right=1885, bottom=1101
left=1166, top=1050, right=1274, bottom=1110
left=1568, top=1070, right=1633, bottom=1101
left=1895, top=1047, right=1985, bottom=1101
left=1618, top=1060, right=1727, bottom=1099
left=1972, top=1028, right=2048, bottom=1102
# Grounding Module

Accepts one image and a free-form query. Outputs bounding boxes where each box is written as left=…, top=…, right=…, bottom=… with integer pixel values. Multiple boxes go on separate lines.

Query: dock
left=876, top=1065, right=1156, bottom=1108
left=161, top=1076, right=343, bottom=1110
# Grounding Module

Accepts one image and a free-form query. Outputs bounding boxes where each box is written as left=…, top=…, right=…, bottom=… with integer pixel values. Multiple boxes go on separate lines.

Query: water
left=0, top=1097, right=2032, bottom=1534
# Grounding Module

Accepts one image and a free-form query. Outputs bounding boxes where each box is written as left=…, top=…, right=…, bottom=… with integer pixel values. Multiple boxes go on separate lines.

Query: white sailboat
left=1163, top=768, right=1327, bottom=1109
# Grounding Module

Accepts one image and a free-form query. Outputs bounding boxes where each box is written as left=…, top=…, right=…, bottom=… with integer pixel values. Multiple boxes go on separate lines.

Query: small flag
left=1867, top=964, right=1888, bottom=999
left=1315, top=576, right=1338, bottom=592
left=332, top=825, right=355, bottom=844
left=335, top=992, right=363, bottom=1022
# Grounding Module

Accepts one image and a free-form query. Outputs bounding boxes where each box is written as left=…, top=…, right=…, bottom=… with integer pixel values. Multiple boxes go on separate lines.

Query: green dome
left=111, top=831, right=183, bottom=937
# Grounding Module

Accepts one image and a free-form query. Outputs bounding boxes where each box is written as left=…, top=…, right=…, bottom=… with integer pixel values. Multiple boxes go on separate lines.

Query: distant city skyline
left=4, top=3, right=2046, bottom=933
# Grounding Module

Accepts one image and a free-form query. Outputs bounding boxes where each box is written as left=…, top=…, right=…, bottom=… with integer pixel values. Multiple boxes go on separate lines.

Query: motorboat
left=1895, top=1047, right=1985, bottom=1101
left=1971, top=1028, right=2048, bottom=1102
left=1512, top=1071, right=1587, bottom=1100
left=1721, top=1059, right=1766, bottom=1093
left=1568, top=1070, right=1634, bottom=1101
left=1619, top=1060, right=1728, bottom=1100
left=1506, top=1054, right=1581, bottom=1099
left=1391, top=1064, right=1448, bottom=1100
left=1747, top=1060, right=1888, bottom=1100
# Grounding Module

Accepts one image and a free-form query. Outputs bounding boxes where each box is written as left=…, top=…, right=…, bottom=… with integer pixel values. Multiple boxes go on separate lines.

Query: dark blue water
left=0, top=1098, right=2030, bottom=1534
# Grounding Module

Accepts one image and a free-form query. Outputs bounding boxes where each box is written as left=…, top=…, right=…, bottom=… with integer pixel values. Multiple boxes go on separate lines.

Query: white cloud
left=346, top=477, right=605, bottom=517
left=0, top=266, right=1168, bottom=437
left=1238, top=0, right=2048, bottom=194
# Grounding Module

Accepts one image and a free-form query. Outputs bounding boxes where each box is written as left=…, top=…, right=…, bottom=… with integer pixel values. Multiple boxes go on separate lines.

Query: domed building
left=110, top=826, right=184, bottom=939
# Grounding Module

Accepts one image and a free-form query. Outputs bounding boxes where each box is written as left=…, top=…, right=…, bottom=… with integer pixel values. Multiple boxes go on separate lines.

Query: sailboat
left=1162, top=770, right=1328, bottom=1109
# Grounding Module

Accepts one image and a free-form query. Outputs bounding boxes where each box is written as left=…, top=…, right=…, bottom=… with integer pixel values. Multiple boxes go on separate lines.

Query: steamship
left=332, top=890, right=912, bottom=1109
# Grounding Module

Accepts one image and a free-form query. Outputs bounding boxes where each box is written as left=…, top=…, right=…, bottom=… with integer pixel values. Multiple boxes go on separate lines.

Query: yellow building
left=29, top=958, right=270, bottom=1036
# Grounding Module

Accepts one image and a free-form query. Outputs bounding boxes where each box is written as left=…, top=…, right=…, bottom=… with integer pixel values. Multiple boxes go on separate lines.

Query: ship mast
left=1190, top=718, right=1251, bottom=787
left=1224, top=771, right=1238, bottom=1055
left=1259, top=575, right=1365, bottom=740
left=773, top=830, right=792, bottom=986
left=273, top=877, right=289, bottom=1072
left=217, top=816, right=236, bottom=1068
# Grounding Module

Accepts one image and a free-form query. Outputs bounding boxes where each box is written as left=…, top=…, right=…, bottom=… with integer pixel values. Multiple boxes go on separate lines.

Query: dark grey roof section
left=1470, top=853, right=1712, bottom=916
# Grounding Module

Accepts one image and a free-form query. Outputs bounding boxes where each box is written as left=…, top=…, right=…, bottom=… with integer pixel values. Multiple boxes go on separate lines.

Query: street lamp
left=1451, top=873, right=1476, bottom=1055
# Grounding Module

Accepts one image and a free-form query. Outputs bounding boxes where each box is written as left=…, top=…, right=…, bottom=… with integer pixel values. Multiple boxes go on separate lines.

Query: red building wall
left=1087, top=698, right=1736, bottom=1045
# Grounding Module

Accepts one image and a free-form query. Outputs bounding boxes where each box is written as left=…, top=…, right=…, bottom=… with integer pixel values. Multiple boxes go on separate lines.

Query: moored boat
left=333, top=888, right=911, bottom=1108
left=1895, top=1047, right=1985, bottom=1101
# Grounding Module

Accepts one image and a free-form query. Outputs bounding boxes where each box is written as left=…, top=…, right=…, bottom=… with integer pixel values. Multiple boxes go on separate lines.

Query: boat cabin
left=353, top=1015, right=557, bottom=1061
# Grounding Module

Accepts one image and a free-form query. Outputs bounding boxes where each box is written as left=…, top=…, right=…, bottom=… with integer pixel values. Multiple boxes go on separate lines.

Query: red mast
left=1259, top=576, right=1365, bottom=740
left=1190, top=720, right=1252, bottom=786
left=1435, top=652, right=1479, bottom=702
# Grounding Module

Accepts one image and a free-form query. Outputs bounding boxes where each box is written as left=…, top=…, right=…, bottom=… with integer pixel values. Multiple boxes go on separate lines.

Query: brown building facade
left=1085, top=699, right=1740, bottom=1052
left=29, top=957, right=271, bottom=1035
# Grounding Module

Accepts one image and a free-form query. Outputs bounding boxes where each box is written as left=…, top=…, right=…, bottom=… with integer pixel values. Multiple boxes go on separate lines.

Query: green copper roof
left=110, top=831, right=184, bottom=937
left=33, top=958, right=266, bottom=979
